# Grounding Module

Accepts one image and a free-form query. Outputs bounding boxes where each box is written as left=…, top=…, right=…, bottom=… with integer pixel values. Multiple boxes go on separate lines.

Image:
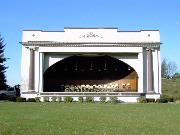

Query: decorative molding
left=25, top=46, right=39, bottom=51
left=79, top=32, right=103, bottom=38
left=21, top=91, right=38, bottom=94
left=21, top=41, right=161, bottom=48
left=146, top=47, right=155, bottom=51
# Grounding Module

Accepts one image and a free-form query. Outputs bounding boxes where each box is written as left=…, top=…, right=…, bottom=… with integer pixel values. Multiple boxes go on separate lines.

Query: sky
left=0, top=0, right=179, bottom=86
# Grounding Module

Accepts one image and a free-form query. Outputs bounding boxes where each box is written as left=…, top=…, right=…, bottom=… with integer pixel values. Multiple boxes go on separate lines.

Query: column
left=39, top=52, right=44, bottom=92
left=147, top=48, right=154, bottom=92
left=29, top=48, right=35, bottom=90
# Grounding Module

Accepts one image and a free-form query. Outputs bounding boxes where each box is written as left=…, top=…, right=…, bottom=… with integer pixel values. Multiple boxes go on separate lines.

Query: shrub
left=78, top=97, right=83, bottom=103
left=146, top=98, right=155, bottom=103
left=167, top=97, right=174, bottom=102
left=0, top=93, right=8, bottom=100
left=156, top=98, right=168, bottom=103
left=64, top=97, right=73, bottom=103
left=100, top=96, right=106, bottom=103
left=137, top=97, right=147, bottom=103
left=159, top=95, right=174, bottom=103
left=8, top=97, right=16, bottom=102
left=174, top=97, right=180, bottom=102
left=27, top=98, right=36, bottom=102
left=85, top=97, right=94, bottom=103
left=35, top=97, right=40, bottom=102
left=164, top=95, right=174, bottom=102
left=109, top=96, right=118, bottom=103
left=16, top=97, right=26, bottom=102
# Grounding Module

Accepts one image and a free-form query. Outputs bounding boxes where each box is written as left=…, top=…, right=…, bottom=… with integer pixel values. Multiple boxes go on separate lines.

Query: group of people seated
left=64, top=83, right=131, bottom=92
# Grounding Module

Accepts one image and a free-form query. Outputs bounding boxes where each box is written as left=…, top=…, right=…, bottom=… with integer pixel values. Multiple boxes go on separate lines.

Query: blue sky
left=0, top=0, right=179, bottom=86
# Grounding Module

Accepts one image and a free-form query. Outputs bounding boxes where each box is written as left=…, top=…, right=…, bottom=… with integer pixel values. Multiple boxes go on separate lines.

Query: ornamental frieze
left=79, top=32, right=103, bottom=38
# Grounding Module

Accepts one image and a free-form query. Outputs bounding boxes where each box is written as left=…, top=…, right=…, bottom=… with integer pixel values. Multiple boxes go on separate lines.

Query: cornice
left=20, top=41, right=161, bottom=48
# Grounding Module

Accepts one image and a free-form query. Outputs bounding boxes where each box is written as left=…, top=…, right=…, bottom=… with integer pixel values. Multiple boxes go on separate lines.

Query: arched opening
left=43, top=55, right=138, bottom=92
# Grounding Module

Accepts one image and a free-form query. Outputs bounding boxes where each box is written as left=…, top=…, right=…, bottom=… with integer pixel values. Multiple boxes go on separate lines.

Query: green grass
left=0, top=102, right=180, bottom=135
left=162, top=78, right=180, bottom=98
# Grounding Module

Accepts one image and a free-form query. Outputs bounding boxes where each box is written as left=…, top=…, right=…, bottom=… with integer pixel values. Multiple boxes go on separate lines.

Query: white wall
left=44, top=54, right=69, bottom=71
left=153, top=49, right=159, bottom=93
left=20, top=46, right=30, bottom=92
left=158, top=49, right=161, bottom=94
left=39, top=47, right=143, bottom=53
left=34, top=50, right=39, bottom=92
left=22, top=28, right=160, bottom=43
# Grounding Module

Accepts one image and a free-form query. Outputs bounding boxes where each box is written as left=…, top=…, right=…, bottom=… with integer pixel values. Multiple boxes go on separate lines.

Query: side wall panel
left=20, top=46, right=30, bottom=92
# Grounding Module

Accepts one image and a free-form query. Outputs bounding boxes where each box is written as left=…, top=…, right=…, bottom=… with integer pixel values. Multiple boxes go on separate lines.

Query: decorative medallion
left=80, top=32, right=103, bottom=38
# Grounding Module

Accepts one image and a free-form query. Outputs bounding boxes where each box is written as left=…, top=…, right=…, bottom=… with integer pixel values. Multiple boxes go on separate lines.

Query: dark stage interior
left=44, top=55, right=135, bottom=92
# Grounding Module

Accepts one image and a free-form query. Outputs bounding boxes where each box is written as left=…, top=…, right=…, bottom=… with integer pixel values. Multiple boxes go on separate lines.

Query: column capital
left=26, top=46, right=39, bottom=51
left=146, top=47, right=155, bottom=51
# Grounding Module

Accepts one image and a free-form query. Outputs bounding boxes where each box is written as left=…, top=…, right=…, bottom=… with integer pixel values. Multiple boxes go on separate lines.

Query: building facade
left=20, top=28, right=161, bottom=102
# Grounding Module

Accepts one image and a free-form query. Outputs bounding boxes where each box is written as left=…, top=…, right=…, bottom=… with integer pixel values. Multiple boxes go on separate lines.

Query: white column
left=137, top=52, right=144, bottom=93
left=39, top=52, right=44, bottom=93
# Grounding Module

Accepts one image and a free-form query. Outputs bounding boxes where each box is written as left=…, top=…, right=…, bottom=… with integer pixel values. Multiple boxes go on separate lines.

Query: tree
left=161, top=58, right=178, bottom=79
left=0, top=34, right=7, bottom=90
left=161, top=58, right=168, bottom=78
left=172, top=72, right=180, bottom=80
left=167, top=61, right=177, bottom=78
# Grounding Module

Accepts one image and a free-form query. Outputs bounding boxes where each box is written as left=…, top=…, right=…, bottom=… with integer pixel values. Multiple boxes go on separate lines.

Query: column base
left=146, top=93, right=161, bottom=99
left=21, top=91, right=38, bottom=99
left=147, top=91, right=155, bottom=93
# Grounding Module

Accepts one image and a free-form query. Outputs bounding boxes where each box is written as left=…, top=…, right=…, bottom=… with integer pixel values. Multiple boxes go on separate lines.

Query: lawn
left=0, top=102, right=179, bottom=135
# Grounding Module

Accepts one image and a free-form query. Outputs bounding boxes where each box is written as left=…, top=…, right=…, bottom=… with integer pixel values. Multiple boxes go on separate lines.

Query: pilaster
left=39, top=52, right=44, bottom=92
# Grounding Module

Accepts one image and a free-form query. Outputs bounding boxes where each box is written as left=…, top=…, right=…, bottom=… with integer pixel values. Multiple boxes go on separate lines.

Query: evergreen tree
left=0, top=34, right=7, bottom=90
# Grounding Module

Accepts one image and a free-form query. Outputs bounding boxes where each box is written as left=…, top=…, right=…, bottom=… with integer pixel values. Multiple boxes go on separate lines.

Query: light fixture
left=75, top=62, right=78, bottom=71
left=104, top=61, right=107, bottom=71
left=90, top=61, right=93, bottom=71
